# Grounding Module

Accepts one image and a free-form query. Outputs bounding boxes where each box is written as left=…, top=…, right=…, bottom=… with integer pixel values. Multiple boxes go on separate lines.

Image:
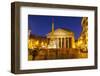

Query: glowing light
left=28, top=39, right=34, bottom=49
left=41, top=42, right=44, bottom=46
left=42, top=45, right=46, bottom=48
left=35, top=40, right=39, bottom=45
left=78, top=40, right=82, bottom=45
left=73, top=45, right=75, bottom=48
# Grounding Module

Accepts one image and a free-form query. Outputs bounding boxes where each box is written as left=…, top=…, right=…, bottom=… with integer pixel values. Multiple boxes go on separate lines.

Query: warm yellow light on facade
left=73, top=45, right=75, bottom=48
left=28, top=39, right=35, bottom=49
left=45, top=43, right=47, bottom=46
left=41, top=42, right=44, bottom=46
left=78, top=40, right=82, bottom=45
left=35, top=40, right=39, bottom=45
left=76, top=17, right=88, bottom=51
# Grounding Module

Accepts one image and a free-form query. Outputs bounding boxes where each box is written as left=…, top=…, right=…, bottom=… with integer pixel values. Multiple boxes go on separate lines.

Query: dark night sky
left=28, top=15, right=82, bottom=40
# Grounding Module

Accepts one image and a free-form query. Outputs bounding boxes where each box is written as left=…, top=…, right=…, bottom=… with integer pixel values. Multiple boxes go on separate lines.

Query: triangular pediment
left=47, top=28, right=73, bottom=37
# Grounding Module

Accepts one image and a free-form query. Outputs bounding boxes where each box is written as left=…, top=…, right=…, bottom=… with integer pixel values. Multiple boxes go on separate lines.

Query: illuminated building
left=28, top=30, right=48, bottom=49
left=76, top=17, right=88, bottom=51
left=28, top=19, right=76, bottom=49
left=47, top=19, right=75, bottom=49
left=28, top=18, right=87, bottom=60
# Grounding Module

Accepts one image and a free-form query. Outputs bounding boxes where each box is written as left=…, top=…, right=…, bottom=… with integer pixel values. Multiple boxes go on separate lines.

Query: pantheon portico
left=47, top=28, right=75, bottom=49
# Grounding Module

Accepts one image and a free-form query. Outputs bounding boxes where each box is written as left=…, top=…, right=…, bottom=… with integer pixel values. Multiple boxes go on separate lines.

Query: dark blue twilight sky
left=28, top=15, right=82, bottom=40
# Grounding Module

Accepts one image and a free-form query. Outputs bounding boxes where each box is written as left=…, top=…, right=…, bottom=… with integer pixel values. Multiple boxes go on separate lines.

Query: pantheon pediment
left=47, top=28, right=74, bottom=38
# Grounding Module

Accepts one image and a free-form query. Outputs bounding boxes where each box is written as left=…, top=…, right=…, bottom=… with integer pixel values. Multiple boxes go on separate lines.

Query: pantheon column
left=67, top=38, right=69, bottom=48
left=64, top=38, right=66, bottom=48
left=61, top=38, right=62, bottom=48
left=57, top=38, right=59, bottom=48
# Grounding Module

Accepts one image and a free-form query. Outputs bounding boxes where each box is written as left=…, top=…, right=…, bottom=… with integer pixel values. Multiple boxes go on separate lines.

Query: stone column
left=61, top=38, right=62, bottom=48
left=59, top=38, right=61, bottom=48
left=67, top=38, right=69, bottom=48
left=64, top=38, right=66, bottom=48
left=72, top=37, right=75, bottom=48
left=57, top=38, right=59, bottom=48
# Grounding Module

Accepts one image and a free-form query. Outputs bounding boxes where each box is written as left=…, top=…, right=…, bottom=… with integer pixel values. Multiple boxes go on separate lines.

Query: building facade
left=28, top=21, right=76, bottom=49
left=76, top=17, right=88, bottom=51
left=28, top=31, right=48, bottom=49
left=47, top=20, right=75, bottom=49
